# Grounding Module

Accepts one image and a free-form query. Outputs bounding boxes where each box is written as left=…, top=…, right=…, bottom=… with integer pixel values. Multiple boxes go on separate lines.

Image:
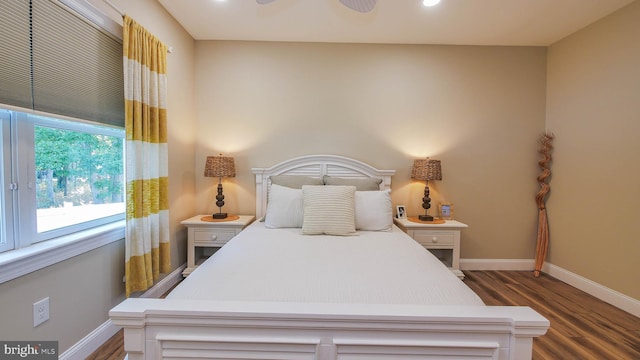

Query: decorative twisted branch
left=534, top=132, right=554, bottom=277
left=535, top=133, right=554, bottom=209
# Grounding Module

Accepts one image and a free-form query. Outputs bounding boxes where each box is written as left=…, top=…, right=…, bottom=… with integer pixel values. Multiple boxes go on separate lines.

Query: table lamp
left=411, top=158, right=442, bottom=221
left=204, top=154, right=236, bottom=219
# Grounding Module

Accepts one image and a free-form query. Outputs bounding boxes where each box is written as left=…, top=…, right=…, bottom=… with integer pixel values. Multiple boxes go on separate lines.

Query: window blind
left=0, top=1, right=32, bottom=110
left=0, top=0, right=124, bottom=128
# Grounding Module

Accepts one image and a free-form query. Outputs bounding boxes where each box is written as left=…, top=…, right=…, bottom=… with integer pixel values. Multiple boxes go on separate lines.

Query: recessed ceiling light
left=423, top=0, right=441, bottom=7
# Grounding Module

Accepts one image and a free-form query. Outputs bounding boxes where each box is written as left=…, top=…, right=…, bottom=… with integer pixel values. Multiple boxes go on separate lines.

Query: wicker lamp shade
left=411, top=158, right=442, bottom=181
left=204, top=155, right=236, bottom=178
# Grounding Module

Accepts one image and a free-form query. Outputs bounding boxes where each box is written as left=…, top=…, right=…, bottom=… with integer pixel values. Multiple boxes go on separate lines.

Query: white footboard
left=110, top=299, right=548, bottom=360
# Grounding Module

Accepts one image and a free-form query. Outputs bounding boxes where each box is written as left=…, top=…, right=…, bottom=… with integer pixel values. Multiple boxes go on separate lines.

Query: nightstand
left=394, top=217, right=468, bottom=279
left=181, top=215, right=255, bottom=277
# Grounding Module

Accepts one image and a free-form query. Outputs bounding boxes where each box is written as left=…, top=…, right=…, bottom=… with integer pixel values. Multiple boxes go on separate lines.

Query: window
left=1, top=109, right=124, bottom=253
left=0, top=0, right=125, bottom=281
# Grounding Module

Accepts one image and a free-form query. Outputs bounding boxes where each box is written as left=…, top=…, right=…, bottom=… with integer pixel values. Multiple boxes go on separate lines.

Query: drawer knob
left=432, top=237, right=438, bottom=243
left=211, top=234, right=217, bottom=241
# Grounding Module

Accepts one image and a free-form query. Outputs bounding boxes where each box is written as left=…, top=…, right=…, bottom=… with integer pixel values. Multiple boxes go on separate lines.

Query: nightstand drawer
left=412, top=231, right=455, bottom=246
left=194, top=228, right=236, bottom=246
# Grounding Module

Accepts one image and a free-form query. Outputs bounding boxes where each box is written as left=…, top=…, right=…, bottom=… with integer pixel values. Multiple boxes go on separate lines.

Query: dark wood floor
left=464, top=271, right=640, bottom=359
left=88, top=271, right=640, bottom=359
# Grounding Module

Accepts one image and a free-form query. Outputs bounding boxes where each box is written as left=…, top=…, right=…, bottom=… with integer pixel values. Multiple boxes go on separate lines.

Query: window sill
left=0, top=220, right=125, bottom=284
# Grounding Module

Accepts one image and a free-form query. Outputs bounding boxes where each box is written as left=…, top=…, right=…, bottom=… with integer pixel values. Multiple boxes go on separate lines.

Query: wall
left=0, top=241, right=124, bottom=352
left=0, top=0, right=196, bottom=353
left=194, top=41, right=547, bottom=259
left=546, top=1, right=640, bottom=300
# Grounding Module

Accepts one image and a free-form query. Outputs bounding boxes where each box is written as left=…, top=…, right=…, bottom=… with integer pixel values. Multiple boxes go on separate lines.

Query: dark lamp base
left=418, top=214, right=434, bottom=222
left=212, top=213, right=228, bottom=219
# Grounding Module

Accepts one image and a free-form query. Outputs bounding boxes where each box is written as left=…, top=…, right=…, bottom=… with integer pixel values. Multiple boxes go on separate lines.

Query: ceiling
left=157, top=0, right=635, bottom=46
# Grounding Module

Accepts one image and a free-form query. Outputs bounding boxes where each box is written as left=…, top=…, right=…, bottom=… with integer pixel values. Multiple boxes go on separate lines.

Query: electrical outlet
left=33, top=297, right=50, bottom=327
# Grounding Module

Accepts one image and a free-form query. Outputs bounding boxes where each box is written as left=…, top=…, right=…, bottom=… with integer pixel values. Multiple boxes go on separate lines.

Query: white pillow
left=264, top=184, right=304, bottom=228
left=302, top=185, right=356, bottom=235
left=355, top=190, right=393, bottom=231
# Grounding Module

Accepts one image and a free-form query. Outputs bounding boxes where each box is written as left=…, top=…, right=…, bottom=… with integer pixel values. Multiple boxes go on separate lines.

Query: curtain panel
left=123, top=15, right=170, bottom=297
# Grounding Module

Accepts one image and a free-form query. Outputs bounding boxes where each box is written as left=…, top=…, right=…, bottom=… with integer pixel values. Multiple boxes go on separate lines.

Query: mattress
left=168, top=221, right=484, bottom=306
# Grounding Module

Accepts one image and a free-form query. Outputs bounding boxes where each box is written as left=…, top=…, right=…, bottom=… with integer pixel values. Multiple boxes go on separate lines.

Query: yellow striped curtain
left=123, top=15, right=170, bottom=297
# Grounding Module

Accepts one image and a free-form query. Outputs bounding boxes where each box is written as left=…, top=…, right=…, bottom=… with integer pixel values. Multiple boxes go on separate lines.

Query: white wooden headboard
left=251, top=154, right=396, bottom=218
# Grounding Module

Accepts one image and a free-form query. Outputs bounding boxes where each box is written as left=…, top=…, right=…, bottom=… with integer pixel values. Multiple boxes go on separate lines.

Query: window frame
left=0, top=108, right=126, bottom=284
left=0, top=220, right=124, bottom=284
left=29, top=114, right=125, bottom=242
left=0, top=111, right=15, bottom=253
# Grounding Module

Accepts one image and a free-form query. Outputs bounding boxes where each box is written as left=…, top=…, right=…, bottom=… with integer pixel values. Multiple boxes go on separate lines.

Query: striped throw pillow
left=301, top=185, right=356, bottom=235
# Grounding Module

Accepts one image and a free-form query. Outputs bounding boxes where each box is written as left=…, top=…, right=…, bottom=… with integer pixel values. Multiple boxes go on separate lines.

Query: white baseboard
left=60, top=264, right=185, bottom=359
left=543, top=262, right=640, bottom=318
left=460, top=258, right=535, bottom=271
left=59, top=319, right=120, bottom=360
left=140, top=263, right=186, bottom=299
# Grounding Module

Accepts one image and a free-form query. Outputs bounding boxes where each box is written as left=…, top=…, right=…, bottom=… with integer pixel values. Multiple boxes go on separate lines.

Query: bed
left=110, top=154, right=549, bottom=360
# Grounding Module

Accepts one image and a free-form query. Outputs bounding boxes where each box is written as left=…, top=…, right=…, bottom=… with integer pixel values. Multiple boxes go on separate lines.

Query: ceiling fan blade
left=256, top=0, right=277, bottom=4
left=338, top=0, right=378, bottom=13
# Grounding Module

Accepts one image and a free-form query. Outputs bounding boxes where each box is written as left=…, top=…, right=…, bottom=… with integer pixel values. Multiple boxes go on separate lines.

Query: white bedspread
left=169, top=221, right=484, bottom=306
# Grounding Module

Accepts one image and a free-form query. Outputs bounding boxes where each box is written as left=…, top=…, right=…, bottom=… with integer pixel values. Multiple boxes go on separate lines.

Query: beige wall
left=546, top=1, right=640, bottom=300
left=0, top=0, right=197, bottom=352
left=194, top=41, right=547, bottom=259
